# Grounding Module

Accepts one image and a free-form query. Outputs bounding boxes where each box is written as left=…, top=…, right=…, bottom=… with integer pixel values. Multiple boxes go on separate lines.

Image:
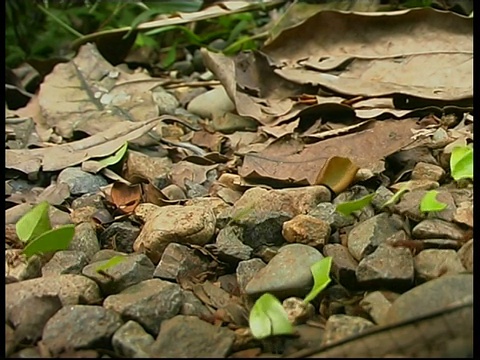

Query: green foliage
left=98, top=142, right=128, bottom=167
left=249, top=293, right=294, bottom=339
left=336, top=193, right=375, bottom=216
left=15, top=201, right=76, bottom=258
left=450, top=145, right=473, bottom=181
left=16, top=201, right=52, bottom=242
left=381, top=185, right=410, bottom=208
left=420, top=190, right=447, bottom=212
left=304, top=257, right=333, bottom=304
left=95, top=255, right=128, bottom=273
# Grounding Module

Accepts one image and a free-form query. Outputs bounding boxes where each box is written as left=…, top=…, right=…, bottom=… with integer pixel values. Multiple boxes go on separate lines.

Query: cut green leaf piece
left=381, top=185, right=410, bottom=208
left=304, top=257, right=333, bottom=304
left=450, top=145, right=473, bottom=181
left=22, top=225, right=75, bottom=258
left=249, top=293, right=294, bottom=339
left=16, top=201, right=52, bottom=243
left=96, top=255, right=127, bottom=273
left=336, top=193, right=375, bottom=217
left=98, top=142, right=128, bottom=167
left=420, top=190, right=447, bottom=212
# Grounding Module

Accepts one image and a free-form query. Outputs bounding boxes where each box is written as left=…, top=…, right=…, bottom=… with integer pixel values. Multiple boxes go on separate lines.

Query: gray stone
left=457, top=239, right=473, bottom=272
left=192, top=280, right=234, bottom=310
left=6, top=275, right=101, bottom=314
left=82, top=253, right=155, bottom=295
left=236, top=258, right=266, bottom=294
left=180, top=290, right=213, bottom=319
left=449, top=188, right=473, bottom=206
left=216, top=225, right=253, bottom=263
left=283, top=297, right=315, bottom=325
left=42, top=305, right=123, bottom=355
left=42, top=250, right=88, bottom=276
left=414, top=249, right=466, bottom=282
left=90, top=249, right=127, bottom=263
left=333, top=186, right=375, bottom=222
left=152, top=89, right=179, bottom=115
left=103, top=279, right=183, bottom=336
left=323, top=244, right=358, bottom=289
left=425, top=190, right=457, bottom=222
left=308, top=202, right=355, bottom=229
left=411, top=162, right=445, bottom=182
left=100, top=222, right=140, bottom=253
left=133, top=205, right=216, bottom=263
left=384, top=274, right=473, bottom=324
left=245, top=243, right=324, bottom=299
left=347, top=213, right=406, bottom=261
left=421, top=238, right=463, bottom=250
left=112, top=320, right=154, bottom=358
left=68, top=222, right=101, bottom=260
left=5, top=249, right=42, bottom=281
left=359, top=291, right=398, bottom=325
left=187, top=86, right=235, bottom=119
left=153, top=243, right=210, bottom=281
left=185, top=196, right=231, bottom=219
left=148, top=315, right=235, bottom=358
left=57, top=167, right=108, bottom=195
left=10, top=347, right=42, bottom=358
left=282, top=215, right=330, bottom=249
left=392, top=190, right=428, bottom=222
left=356, top=244, right=414, bottom=290
left=412, top=219, right=469, bottom=240
left=322, top=314, right=375, bottom=346
left=371, top=185, right=395, bottom=211
left=71, top=193, right=105, bottom=210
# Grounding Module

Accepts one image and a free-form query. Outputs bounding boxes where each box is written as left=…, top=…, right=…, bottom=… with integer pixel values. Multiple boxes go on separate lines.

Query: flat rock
left=124, top=150, right=172, bottom=183
left=347, top=213, right=406, bottom=261
left=133, top=205, right=216, bottom=263
left=154, top=242, right=211, bottom=281
left=359, top=291, right=398, bottom=325
left=412, top=219, right=469, bottom=240
left=411, top=162, right=445, bottom=182
left=392, top=190, right=428, bottom=221
left=457, top=239, right=473, bottom=272
left=414, top=249, right=466, bottom=282
left=42, top=305, right=123, bottom=355
left=323, top=244, right=359, bottom=289
left=42, top=250, right=88, bottom=276
left=384, top=274, right=473, bottom=324
left=6, top=274, right=101, bottom=314
left=100, top=222, right=140, bottom=253
left=152, top=89, right=179, bottom=115
left=356, top=244, right=414, bottom=290
left=57, top=167, right=108, bottom=195
left=453, top=201, right=473, bottom=227
left=187, top=86, right=235, bottom=118
left=371, top=185, right=394, bottom=211
left=236, top=258, right=266, bottom=294
left=180, top=290, right=213, bottom=319
left=245, top=243, right=324, bottom=299
left=103, top=278, right=183, bottom=336
left=216, top=225, right=253, bottom=263
left=148, top=315, right=235, bottom=358
left=82, top=253, right=155, bottom=295
left=322, top=314, right=375, bottom=346
left=282, top=214, right=330, bottom=249
left=68, top=222, right=101, bottom=260
left=112, top=320, right=155, bottom=358
left=6, top=323, right=17, bottom=357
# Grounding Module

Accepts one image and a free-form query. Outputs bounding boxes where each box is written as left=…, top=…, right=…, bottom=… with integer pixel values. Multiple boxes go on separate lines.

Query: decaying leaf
left=314, top=156, right=359, bottom=194
left=110, top=181, right=143, bottom=215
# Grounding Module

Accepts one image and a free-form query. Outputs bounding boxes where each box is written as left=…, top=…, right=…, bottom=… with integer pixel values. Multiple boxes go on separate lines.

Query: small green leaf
left=420, top=190, right=447, bottom=212
left=16, top=201, right=52, bottom=243
left=304, top=257, right=332, bottom=304
left=336, top=193, right=375, bottom=216
left=450, top=145, right=473, bottom=181
left=249, top=293, right=294, bottom=339
left=95, top=255, right=128, bottom=273
left=98, top=142, right=128, bottom=167
left=381, top=185, right=410, bottom=208
left=22, top=224, right=75, bottom=258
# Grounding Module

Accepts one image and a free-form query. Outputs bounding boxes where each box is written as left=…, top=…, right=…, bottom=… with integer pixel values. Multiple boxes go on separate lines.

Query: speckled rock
left=5, top=249, right=43, bottom=281
left=414, top=249, right=466, bottom=281
left=283, top=297, right=315, bottom=325
left=282, top=214, right=331, bottom=249
left=112, top=320, right=155, bottom=358
left=359, top=291, right=399, bottom=325
left=187, top=86, right=235, bottom=118
left=322, top=314, right=375, bottom=346
left=216, top=225, right=253, bottom=263
left=236, top=258, right=266, bottom=294
left=100, top=222, right=140, bottom=253
left=453, top=201, right=473, bottom=227
left=457, top=239, right=473, bottom=272
left=57, top=167, right=107, bottom=195
left=42, top=250, right=88, bottom=277
left=308, top=202, right=355, bottom=229
left=323, top=244, right=359, bottom=289
left=68, top=222, right=101, bottom=260
left=412, top=219, right=469, bottom=240
left=411, top=162, right=445, bottom=182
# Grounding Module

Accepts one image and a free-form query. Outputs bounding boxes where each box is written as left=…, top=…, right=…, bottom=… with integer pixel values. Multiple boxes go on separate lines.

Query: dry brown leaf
left=314, top=156, right=359, bottom=194
left=169, top=162, right=218, bottom=191
left=110, top=181, right=142, bottom=215
left=6, top=118, right=161, bottom=175
left=239, top=118, right=423, bottom=186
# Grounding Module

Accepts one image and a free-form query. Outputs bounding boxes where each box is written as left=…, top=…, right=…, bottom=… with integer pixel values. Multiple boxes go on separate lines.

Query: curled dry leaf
left=314, top=156, right=359, bottom=194
left=110, top=181, right=142, bottom=215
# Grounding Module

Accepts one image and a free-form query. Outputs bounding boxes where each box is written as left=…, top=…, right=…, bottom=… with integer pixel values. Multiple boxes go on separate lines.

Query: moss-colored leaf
left=98, top=142, right=128, bottom=167
left=336, top=193, right=375, bottom=217
left=22, top=224, right=75, bottom=258
left=304, top=257, right=332, bottom=304
left=381, top=185, right=410, bottom=208
left=16, top=201, right=52, bottom=243
left=420, top=190, right=447, bottom=212
left=249, top=293, right=294, bottom=339
left=315, top=156, right=359, bottom=194
left=95, top=255, right=128, bottom=273
left=450, top=145, right=473, bottom=181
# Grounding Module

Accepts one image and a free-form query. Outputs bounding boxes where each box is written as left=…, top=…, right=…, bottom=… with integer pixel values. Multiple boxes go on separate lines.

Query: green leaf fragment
left=450, top=145, right=473, bottom=181
left=98, top=142, right=128, bottom=167
left=381, top=185, right=410, bottom=208
left=249, top=293, right=294, bottom=339
left=22, top=225, right=75, bottom=258
left=16, top=201, right=52, bottom=243
left=420, top=190, right=447, bottom=212
left=95, top=255, right=128, bottom=273
left=336, top=193, right=375, bottom=216
left=304, top=257, right=333, bottom=304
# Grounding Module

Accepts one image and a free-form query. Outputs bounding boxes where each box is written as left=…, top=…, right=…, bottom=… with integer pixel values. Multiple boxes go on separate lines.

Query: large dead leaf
left=6, top=118, right=161, bottom=175
left=239, top=118, right=424, bottom=185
